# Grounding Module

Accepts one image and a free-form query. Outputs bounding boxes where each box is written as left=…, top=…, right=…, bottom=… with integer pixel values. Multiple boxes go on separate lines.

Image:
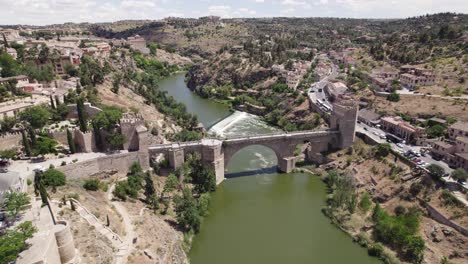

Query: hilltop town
left=0, top=12, right=467, bottom=264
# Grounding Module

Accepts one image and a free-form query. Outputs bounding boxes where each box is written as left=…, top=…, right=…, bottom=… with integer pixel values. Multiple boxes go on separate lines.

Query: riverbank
left=301, top=139, right=468, bottom=264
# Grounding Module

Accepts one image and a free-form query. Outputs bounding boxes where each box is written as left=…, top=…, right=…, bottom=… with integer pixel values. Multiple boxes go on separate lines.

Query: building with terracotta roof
left=380, top=116, right=425, bottom=144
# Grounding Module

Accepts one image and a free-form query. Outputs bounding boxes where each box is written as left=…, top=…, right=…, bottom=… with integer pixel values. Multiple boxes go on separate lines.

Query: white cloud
left=208, top=5, right=232, bottom=17
left=281, top=0, right=311, bottom=8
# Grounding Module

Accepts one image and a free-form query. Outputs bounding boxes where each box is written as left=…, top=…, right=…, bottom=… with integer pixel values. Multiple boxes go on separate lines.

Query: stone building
left=399, top=66, right=436, bottom=89
left=380, top=116, right=425, bottom=144
left=431, top=137, right=468, bottom=171
left=448, top=121, right=468, bottom=140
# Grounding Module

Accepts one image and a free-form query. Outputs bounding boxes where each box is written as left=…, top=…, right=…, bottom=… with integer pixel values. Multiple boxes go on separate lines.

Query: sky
left=0, top=0, right=467, bottom=25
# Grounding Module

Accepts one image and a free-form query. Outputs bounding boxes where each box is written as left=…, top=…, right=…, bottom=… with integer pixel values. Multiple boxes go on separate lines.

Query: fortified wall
left=0, top=131, right=22, bottom=150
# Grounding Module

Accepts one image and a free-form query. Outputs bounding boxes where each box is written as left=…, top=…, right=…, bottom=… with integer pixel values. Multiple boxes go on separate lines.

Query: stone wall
left=67, top=103, right=102, bottom=119
left=48, top=130, right=69, bottom=146
left=418, top=198, right=468, bottom=237
left=57, top=151, right=149, bottom=179
left=0, top=132, right=22, bottom=150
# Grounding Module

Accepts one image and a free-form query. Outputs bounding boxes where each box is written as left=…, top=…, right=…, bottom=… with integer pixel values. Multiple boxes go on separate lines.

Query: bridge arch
left=224, top=144, right=281, bottom=175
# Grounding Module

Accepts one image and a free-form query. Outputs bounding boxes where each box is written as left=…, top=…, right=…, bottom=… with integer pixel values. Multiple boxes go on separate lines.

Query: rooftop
left=358, top=109, right=380, bottom=121
left=455, top=152, right=468, bottom=160
left=456, top=137, right=468, bottom=145
left=450, top=121, right=468, bottom=132
left=433, top=141, right=454, bottom=149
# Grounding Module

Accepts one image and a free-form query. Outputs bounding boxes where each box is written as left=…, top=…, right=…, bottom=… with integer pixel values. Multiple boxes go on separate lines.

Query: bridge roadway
left=147, top=129, right=340, bottom=184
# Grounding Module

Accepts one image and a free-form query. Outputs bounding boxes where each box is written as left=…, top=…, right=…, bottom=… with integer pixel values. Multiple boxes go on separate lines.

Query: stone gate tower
left=330, top=99, right=358, bottom=149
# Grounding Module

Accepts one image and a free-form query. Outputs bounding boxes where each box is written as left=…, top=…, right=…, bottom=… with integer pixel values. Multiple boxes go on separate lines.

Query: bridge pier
left=278, top=157, right=296, bottom=173
left=168, top=148, right=185, bottom=169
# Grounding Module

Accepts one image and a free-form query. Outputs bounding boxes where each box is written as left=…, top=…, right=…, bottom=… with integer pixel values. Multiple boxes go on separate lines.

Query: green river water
left=158, top=73, right=379, bottom=264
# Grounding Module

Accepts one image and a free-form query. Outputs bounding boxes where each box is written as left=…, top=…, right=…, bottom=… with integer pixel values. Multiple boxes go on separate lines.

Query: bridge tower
left=330, top=99, right=358, bottom=149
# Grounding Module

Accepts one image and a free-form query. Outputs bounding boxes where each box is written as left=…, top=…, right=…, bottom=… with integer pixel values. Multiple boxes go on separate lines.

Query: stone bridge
left=147, top=100, right=358, bottom=184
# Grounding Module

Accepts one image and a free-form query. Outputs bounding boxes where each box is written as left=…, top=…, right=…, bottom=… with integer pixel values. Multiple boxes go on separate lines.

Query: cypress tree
left=144, top=171, right=156, bottom=201
left=66, top=129, right=76, bottom=154
left=54, top=95, right=61, bottom=106
left=28, top=127, right=37, bottom=148
left=50, top=95, right=56, bottom=109
left=77, top=98, right=88, bottom=132
left=21, top=129, right=31, bottom=156
left=92, top=122, right=102, bottom=149
left=70, top=199, right=76, bottom=211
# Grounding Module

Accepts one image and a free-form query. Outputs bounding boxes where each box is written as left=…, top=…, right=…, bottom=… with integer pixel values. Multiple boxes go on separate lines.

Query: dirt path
left=107, top=180, right=135, bottom=264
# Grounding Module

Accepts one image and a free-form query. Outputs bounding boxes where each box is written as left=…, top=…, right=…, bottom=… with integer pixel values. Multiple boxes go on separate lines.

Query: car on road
left=412, top=158, right=422, bottom=163
left=380, top=134, right=386, bottom=139
left=397, top=143, right=404, bottom=148
left=372, top=131, right=379, bottom=136
left=364, top=127, right=368, bottom=131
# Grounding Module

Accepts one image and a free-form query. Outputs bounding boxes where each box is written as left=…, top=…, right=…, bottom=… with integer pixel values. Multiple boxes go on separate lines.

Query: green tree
left=163, top=174, right=179, bottom=194
left=106, top=132, right=127, bottom=150
left=387, top=92, right=400, bottom=102
left=144, top=172, right=156, bottom=201
left=19, top=105, right=50, bottom=129
left=66, top=129, right=76, bottom=154
left=83, top=178, right=100, bottom=191
left=2, top=191, right=30, bottom=218
left=427, top=164, right=445, bottom=179
left=0, top=116, right=16, bottom=133
left=31, top=136, right=57, bottom=156
left=451, top=168, right=467, bottom=183
left=21, top=129, right=31, bottom=156
left=197, top=193, right=211, bottom=217
left=359, top=192, right=372, bottom=212
left=42, top=168, right=66, bottom=188
left=0, top=53, right=22, bottom=77
left=375, top=143, right=392, bottom=157
left=174, top=188, right=201, bottom=233
left=426, top=124, right=446, bottom=138
left=49, top=95, right=56, bottom=109
left=28, top=127, right=37, bottom=148
left=0, top=221, right=37, bottom=264
left=92, top=106, right=123, bottom=131
left=76, top=98, right=88, bottom=132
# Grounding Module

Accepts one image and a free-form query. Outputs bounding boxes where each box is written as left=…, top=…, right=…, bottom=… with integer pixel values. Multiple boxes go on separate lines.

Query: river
left=158, top=73, right=379, bottom=264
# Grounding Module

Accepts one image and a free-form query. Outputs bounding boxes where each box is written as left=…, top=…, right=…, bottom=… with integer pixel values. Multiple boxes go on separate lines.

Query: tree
left=76, top=98, right=88, bottom=132
left=2, top=191, right=30, bottom=218
left=106, top=132, right=127, bottom=150
left=387, top=92, right=400, bottom=102
left=427, top=164, right=445, bottom=179
left=19, top=105, right=50, bottom=129
left=28, top=127, right=37, bottom=148
left=193, top=167, right=216, bottom=194
left=21, top=129, right=31, bottom=156
left=451, top=168, right=467, bottom=183
left=0, top=116, right=17, bottom=133
left=42, top=168, right=66, bottom=189
left=49, top=95, right=56, bottom=109
left=83, top=178, right=100, bottom=191
left=375, top=143, right=392, bottom=157
left=163, top=174, right=179, bottom=194
left=174, top=188, right=201, bottom=233
left=144, top=172, right=156, bottom=201
left=0, top=221, right=37, bottom=264
left=426, top=124, right=445, bottom=138
left=0, top=53, right=22, bottom=77
left=66, top=129, right=76, bottom=154
left=92, top=107, right=123, bottom=131
left=31, top=136, right=57, bottom=156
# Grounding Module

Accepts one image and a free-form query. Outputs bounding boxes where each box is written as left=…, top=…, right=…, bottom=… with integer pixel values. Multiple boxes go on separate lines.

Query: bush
left=368, top=243, right=384, bottom=257
left=387, top=92, right=400, bottom=102
left=410, top=182, right=423, bottom=196
left=375, top=143, right=391, bottom=157
left=427, top=164, right=445, bottom=179
left=42, top=169, right=66, bottom=187
left=83, top=178, right=100, bottom=191
left=359, top=192, right=372, bottom=212
left=451, top=168, right=467, bottom=183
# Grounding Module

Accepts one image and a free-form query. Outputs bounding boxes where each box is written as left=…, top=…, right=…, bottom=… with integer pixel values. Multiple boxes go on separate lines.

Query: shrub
left=368, top=243, right=384, bottom=257
left=375, top=143, right=391, bottom=157
left=359, top=192, right=372, bottom=212
left=387, top=92, right=400, bottom=102
left=83, top=178, right=100, bottom=191
left=42, top=169, right=66, bottom=188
